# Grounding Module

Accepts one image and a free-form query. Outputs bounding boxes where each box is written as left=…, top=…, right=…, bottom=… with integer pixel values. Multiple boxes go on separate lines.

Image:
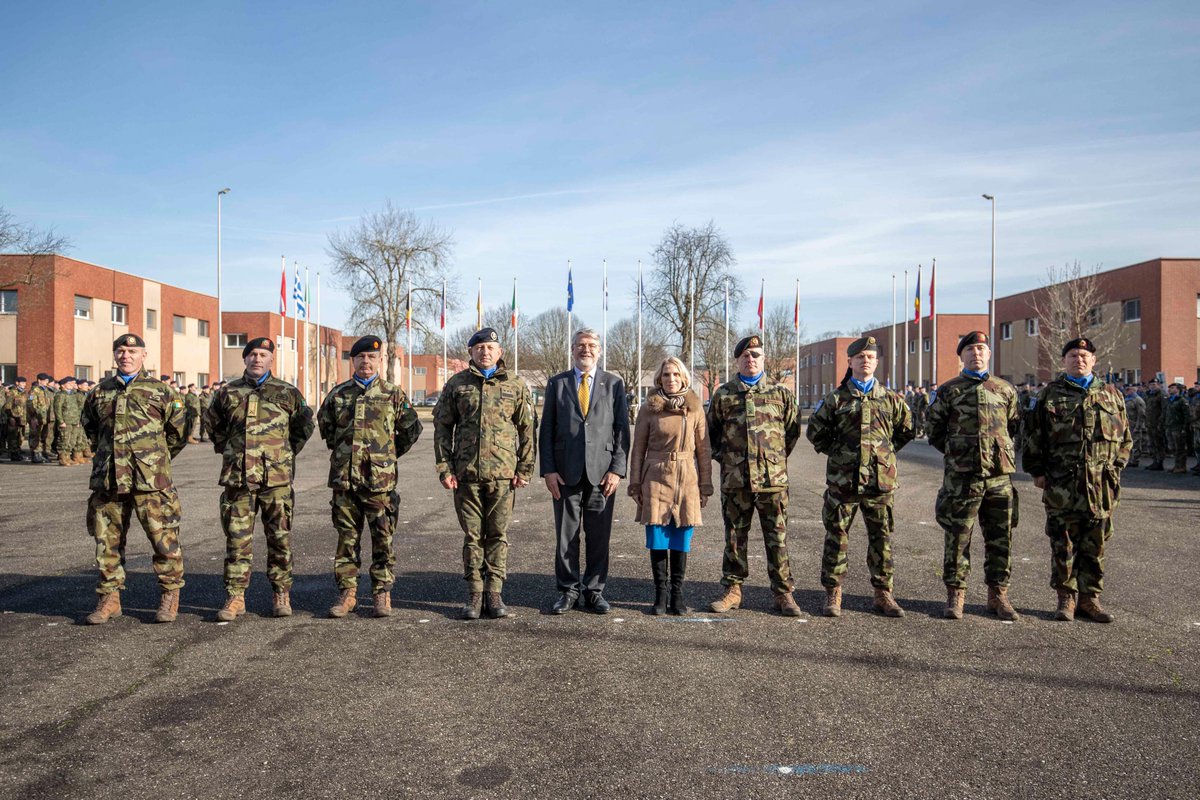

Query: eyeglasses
left=574, top=343, right=599, bottom=351
left=742, top=350, right=764, bottom=359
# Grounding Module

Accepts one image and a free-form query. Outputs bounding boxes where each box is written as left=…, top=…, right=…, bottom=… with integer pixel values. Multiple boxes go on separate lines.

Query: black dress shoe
left=585, top=593, right=611, bottom=614
left=551, top=593, right=577, bottom=615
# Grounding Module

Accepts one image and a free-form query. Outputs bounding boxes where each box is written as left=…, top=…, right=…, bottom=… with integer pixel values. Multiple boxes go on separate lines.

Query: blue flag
left=567, top=267, right=574, bottom=312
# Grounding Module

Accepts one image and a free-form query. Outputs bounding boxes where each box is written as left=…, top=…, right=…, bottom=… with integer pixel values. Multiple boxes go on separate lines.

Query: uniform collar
left=962, top=368, right=989, bottom=381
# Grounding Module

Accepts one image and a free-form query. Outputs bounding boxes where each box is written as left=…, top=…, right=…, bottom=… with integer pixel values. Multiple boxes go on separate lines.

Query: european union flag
left=567, top=267, right=574, bottom=312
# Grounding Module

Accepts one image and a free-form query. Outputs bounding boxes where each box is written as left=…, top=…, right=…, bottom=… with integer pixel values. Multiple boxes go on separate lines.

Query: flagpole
left=476, top=277, right=482, bottom=329
left=279, top=255, right=286, bottom=364
left=304, top=266, right=310, bottom=402
left=293, top=261, right=299, bottom=387
left=512, top=277, right=519, bottom=375
left=890, top=274, right=897, bottom=390
left=316, top=271, right=322, bottom=404
left=903, top=270, right=909, bottom=387
left=441, top=278, right=447, bottom=388
left=602, top=259, right=608, bottom=372
left=916, top=264, right=924, bottom=389
left=723, top=277, right=729, bottom=384
left=407, top=279, right=413, bottom=398
left=794, top=278, right=800, bottom=398
left=930, top=258, right=938, bottom=386
left=636, top=259, right=643, bottom=404
left=688, top=269, right=695, bottom=377
left=759, top=278, right=765, bottom=334
left=566, top=259, right=572, bottom=369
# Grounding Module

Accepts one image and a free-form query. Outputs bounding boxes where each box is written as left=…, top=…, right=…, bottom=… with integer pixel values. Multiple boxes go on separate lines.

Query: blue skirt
left=645, top=523, right=694, bottom=552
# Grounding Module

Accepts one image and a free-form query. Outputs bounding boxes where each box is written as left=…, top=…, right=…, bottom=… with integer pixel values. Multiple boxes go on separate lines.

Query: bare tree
left=446, top=304, right=516, bottom=360
left=644, top=221, right=743, bottom=358
left=0, top=205, right=72, bottom=290
left=606, top=315, right=670, bottom=400
left=521, top=308, right=583, bottom=388
left=1028, top=261, right=1130, bottom=377
left=326, top=201, right=455, bottom=382
left=695, top=319, right=738, bottom=397
left=757, top=302, right=806, bottom=384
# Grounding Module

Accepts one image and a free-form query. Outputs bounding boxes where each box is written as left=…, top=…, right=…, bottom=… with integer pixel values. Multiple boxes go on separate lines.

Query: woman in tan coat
left=628, top=357, right=713, bottom=615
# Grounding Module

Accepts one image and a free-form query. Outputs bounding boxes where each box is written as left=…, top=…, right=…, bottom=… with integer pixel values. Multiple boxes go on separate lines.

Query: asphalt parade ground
left=1, top=414, right=1198, bottom=800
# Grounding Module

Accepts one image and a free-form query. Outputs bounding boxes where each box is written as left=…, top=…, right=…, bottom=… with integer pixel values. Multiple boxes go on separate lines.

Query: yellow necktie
left=578, top=374, right=590, bottom=416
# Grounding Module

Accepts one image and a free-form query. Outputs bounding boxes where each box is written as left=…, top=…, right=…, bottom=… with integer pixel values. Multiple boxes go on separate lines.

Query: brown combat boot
left=155, top=589, right=180, bottom=623
left=485, top=591, right=509, bottom=619
left=187, top=437, right=201, bottom=445
left=944, top=587, right=965, bottom=620
left=58, top=452, right=72, bottom=467
left=86, top=592, right=122, bottom=625
left=873, top=587, right=905, bottom=618
left=329, top=588, right=357, bottom=618
left=83, top=448, right=94, bottom=458
left=72, top=452, right=88, bottom=465
left=462, top=592, right=483, bottom=620
left=372, top=592, right=392, bottom=618
left=216, top=593, right=245, bottom=622
left=987, top=585, right=1019, bottom=621
left=272, top=590, right=292, bottom=617
left=709, top=584, right=742, bottom=613
left=1077, top=593, right=1114, bottom=623
left=773, top=591, right=802, bottom=617
left=823, top=586, right=843, bottom=617
left=1054, top=590, right=1077, bottom=621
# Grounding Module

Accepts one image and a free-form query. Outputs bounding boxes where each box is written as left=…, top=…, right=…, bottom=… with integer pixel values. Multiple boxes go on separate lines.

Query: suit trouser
left=553, top=478, right=614, bottom=596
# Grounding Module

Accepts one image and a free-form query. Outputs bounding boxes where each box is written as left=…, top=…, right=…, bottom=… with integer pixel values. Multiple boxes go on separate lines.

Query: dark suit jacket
left=538, top=368, right=630, bottom=486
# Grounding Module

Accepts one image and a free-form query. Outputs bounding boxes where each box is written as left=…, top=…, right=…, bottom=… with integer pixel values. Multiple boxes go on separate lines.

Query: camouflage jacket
left=8, top=387, right=30, bottom=421
left=706, top=376, right=800, bottom=493
left=205, top=373, right=315, bottom=489
left=1143, top=389, right=1166, bottom=429
left=1190, top=394, right=1200, bottom=426
left=433, top=360, right=535, bottom=483
left=1124, top=394, right=1146, bottom=430
left=807, top=378, right=915, bottom=496
left=53, top=390, right=85, bottom=426
left=27, top=385, right=53, bottom=421
left=1022, top=375, right=1132, bottom=519
left=927, top=372, right=1019, bottom=477
left=82, top=370, right=188, bottom=493
left=317, top=376, right=422, bottom=492
left=1165, top=396, right=1189, bottom=431
left=185, top=392, right=202, bottom=417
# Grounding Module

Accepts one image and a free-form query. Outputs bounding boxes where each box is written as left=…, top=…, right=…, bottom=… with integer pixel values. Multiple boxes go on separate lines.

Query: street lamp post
left=217, top=188, right=230, bottom=380
left=982, top=193, right=995, bottom=346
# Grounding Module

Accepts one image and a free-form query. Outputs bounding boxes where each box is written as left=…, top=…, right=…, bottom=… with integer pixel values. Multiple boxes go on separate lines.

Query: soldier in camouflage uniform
left=433, top=328, right=535, bottom=620
left=200, top=384, right=215, bottom=442
left=205, top=337, right=314, bottom=622
left=5, top=377, right=30, bottom=460
left=1190, top=384, right=1200, bottom=476
left=807, top=336, right=915, bottom=618
left=707, top=334, right=803, bottom=617
left=184, top=384, right=202, bottom=444
left=1122, top=384, right=1145, bottom=468
left=27, top=373, right=54, bottom=463
left=52, top=376, right=87, bottom=465
left=82, top=334, right=189, bottom=624
left=1165, top=382, right=1190, bottom=474
left=1143, top=378, right=1167, bottom=470
left=913, top=387, right=929, bottom=439
left=317, top=335, right=422, bottom=619
left=927, top=332, right=1020, bottom=621
left=1023, top=337, right=1131, bottom=623
left=1015, top=383, right=1032, bottom=454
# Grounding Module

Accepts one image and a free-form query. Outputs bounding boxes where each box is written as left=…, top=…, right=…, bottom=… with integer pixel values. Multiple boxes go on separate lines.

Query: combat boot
left=943, top=587, right=965, bottom=620
left=372, top=592, right=392, bottom=618
left=329, top=588, right=357, bottom=618
left=86, top=592, right=122, bottom=625
left=873, top=588, right=905, bottom=618
left=31, top=452, right=44, bottom=464
left=1127, top=459, right=1140, bottom=468
left=1146, top=460, right=1164, bottom=471
left=709, top=584, right=742, bottom=613
left=272, top=590, right=292, bottom=617
left=485, top=591, right=509, bottom=619
left=83, top=447, right=94, bottom=458
left=155, top=589, right=180, bottom=623
left=72, top=452, right=88, bottom=465
left=1054, top=590, right=1077, bottom=621
left=187, top=436, right=201, bottom=445
left=774, top=591, right=802, bottom=617
left=822, top=586, right=843, bottom=617
left=1171, top=460, right=1187, bottom=474
left=216, top=593, right=245, bottom=622
left=987, top=585, right=1019, bottom=621
left=58, top=452, right=72, bottom=467
left=1077, top=593, right=1113, bottom=623
left=462, top=592, right=483, bottom=620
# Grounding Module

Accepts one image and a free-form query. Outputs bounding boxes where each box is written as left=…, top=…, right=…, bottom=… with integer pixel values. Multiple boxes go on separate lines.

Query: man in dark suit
left=539, top=328, right=631, bottom=614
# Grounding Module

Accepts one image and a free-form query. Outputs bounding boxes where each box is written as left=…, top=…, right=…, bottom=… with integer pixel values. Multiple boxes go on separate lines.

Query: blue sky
left=3, top=1, right=1198, bottom=342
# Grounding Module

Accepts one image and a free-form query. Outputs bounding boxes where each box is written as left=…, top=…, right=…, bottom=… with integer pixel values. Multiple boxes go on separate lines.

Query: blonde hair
left=653, top=356, right=692, bottom=393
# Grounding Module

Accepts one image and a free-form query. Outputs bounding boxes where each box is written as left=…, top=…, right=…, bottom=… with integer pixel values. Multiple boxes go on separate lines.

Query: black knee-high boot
left=668, top=550, right=688, bottom=615
left=650, top=549, right=669, bottom=615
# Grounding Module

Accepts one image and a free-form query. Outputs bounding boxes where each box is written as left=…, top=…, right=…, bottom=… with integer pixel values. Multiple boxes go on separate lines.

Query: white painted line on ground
left=418, top=619, right=430, bottom=623
left=613, top=617, right=625, bottom=623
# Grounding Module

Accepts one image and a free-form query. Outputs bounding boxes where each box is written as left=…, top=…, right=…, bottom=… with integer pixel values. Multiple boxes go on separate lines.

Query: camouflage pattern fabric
left=184, top=391, right=202, bottom=439
left=205, top=373, right=315, bottom=489
left=819, top=489, right=894, bottom=590
left=1166, top=396, right=1189, bottom=466
left=1191, top=393, right=1200, bottom=457
left=82, top=370, right=188, bottom=493
left=806, top=379, right=915, bottom=495
left=200, top=390, right=214, bottom=441
left=706, top=376, right=800, bottom=493
left=433, top=360, right=535, bottom=482
left=317, top=377, right=422, bottom=492
left=1143, top=388, right=1167, bottom=462
left=331, top=488, right=399, bottom=592
left=220, top=486, right=294, bottom=593
left=1023, top=374, right=1131, bottom=595
left=28, top=384, right=54, bottom=455
left=719, top=487, right=793, bottom=593
left=454, top=479, right=515, bottom=592
left=935, top=475, right=1017, bottom=588
left=3, top=387, right=28, bottom=457
left=1125, top=393, right=1146, bottom=463
left=87, top=488, right=184, bottom=594
left=54, top=389, right=87, bottom=455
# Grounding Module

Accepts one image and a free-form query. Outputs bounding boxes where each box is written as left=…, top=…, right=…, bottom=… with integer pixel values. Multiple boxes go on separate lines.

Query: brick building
left=220, top=311, right=344, bottom=404
left=332, top=335, right=467, bottom=402
left=993, top=258, right=1200, bottom=384
left=864, top=313, right=991, bottom=390
left=0, top=254, right=217, bottom=386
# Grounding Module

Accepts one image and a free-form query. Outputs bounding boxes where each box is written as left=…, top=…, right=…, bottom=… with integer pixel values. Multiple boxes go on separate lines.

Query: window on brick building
left=146, top=308, right=157, bottom=329
left=173, top=315, right=186, bottom=334
left=225, top=333, right=247, bottom=348
left=198, top=319, right=210, bottom=337
left=414, top=366, right=427, bottom=375
left=74, top=365, right=92, bottom=381
left=0, top=290, right=16, bottom=314
left=74, top=295, right=92, bottom=319
left=1000, top=322, right=1012, bottom=340
left=173, top=372, right=186, bottom=384
left=1122, top=299, right=1140, bottom=322
left=198, top=373, right=209, bottom=386
left=0, top=365, right=15, bottom=384
left=909, top=340, right=916, bottom=353
left=923, top=338, right=931, bottom=352
left=111, top=303, right=128, bottom=325
left=1025, top=318, right=1038, bottom=337
left=1087, top=307, right=1102, bottom=327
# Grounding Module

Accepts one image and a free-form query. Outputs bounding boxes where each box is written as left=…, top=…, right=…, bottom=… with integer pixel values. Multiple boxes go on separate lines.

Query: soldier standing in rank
left=1165, top=382, right=1190, bottom=474
left=807, top=336, right=915, bottom=618
left=317, top=335, right=422, bottom=619
left=1023, top=337, right=1131, bottom=623
left=707, top=334, right=804, bottom=617
left=82, top=334, right=189, bottom=624
left=53, top=376, right=87, bottom=465
left=27, top=373, right=54, bottom=463
left=184, top=384, right=202, bottom=444
left=1122, top=384, right=1146, bottom=468
left=433, top=328, right=535, bottom=620
left=1015, top=382, right=1031, bottom=453
left=927, top=332, right=1020, bottom=621
left=205, top=337, right=314, bottom=621
left=1142, top=377, right=1167, bottom=470
left=1189, top=383, right=1200, bottom=476
left=3, top=377, right=28, bottom=460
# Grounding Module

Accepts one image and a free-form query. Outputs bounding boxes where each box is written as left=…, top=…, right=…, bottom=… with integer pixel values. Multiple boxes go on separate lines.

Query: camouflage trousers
left=719, top=488, right=793, bottom=594
left=58, top=423, right=86, bottom=455
left=1168, top=429, right=1189, bottom=469
left=4, top=416, right=27, bottom=456
left=820, top=488, right=895, bottom=591
left=221, top=485, right=294, bottom=595
left=87, top=488, right=185, bottom=594
left=935, top=474, right=1017, bottom=589
left=454, top=479, right=514, bottom=593
left=1128, top=423, right=1144, bottom=463
left=331, top=488, right=399, bottom=593
left=29, top=415, right=53, bottom=455
left=1144, top=424, right=1166, bottom=462
left=1045, top=513, right=1113, bottom=595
